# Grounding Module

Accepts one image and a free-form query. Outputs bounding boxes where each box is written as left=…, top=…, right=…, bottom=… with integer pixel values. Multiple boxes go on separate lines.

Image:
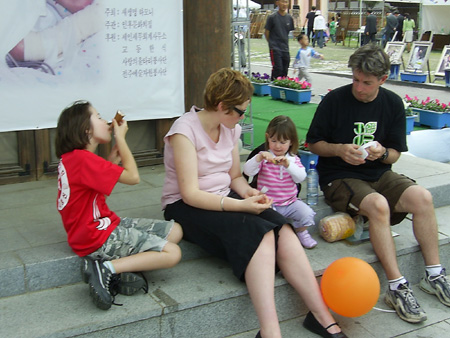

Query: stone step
left=1, top=213, right=449, bottom=337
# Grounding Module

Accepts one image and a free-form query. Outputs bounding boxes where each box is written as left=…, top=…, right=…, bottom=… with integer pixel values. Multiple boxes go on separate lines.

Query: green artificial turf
left=241, top=95, right=429, bottom=151
left=242, top=95, right=318, bottom=148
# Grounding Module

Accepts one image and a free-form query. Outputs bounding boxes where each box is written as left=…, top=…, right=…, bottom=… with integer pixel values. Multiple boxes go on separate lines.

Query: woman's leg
left=276, top=225, right=342, bottom=334
left=245, top=230, right=282, bottom=338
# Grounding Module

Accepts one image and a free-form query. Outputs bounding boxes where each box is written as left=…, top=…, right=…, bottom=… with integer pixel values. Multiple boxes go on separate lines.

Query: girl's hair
left=203, top=68, right=253, bottom=111
left=265, top=115, right=299, bottom=155
left=55, top=100, right=92, bottom=158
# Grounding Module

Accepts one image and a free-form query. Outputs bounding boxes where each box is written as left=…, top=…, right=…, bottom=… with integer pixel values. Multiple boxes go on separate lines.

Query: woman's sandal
left=303, top=311, right=348, bottom=338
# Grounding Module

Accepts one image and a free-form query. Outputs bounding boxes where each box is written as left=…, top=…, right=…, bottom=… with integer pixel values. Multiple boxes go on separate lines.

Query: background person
left=264, top=0, right=294, bottom=80
left=363, top=9, right=377, bottom=45
left=403, top=13, right=415, bottom=52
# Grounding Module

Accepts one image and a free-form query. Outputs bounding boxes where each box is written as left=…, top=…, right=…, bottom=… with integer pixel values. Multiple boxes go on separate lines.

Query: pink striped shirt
left=243, top=151, right=306, bottom=206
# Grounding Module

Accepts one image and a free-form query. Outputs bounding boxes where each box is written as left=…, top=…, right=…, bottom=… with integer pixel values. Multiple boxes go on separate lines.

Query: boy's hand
left=107, top=144, right=121, bottom=164
left=111, top=118, right=128, bottom=140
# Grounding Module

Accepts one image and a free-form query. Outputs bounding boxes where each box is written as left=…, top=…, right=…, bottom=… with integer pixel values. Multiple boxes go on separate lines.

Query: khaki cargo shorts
left=89, top=217, right=174, bottom=260
left=322, top=170, right=416, bottom=225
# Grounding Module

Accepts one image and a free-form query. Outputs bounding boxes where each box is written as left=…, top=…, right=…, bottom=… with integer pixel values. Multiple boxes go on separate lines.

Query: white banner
left=422, top=0, right=450, bottom=5
left=0, top=0, right=184, bottom=132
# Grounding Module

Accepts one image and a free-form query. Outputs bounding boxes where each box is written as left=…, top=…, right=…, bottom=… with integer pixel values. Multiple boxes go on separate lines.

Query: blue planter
left=412, top=108, right=450, bottom=129
left=270, top=85, right=311, bottom=104
left=389, top=64, right=400, bottom=80
left=406, top=115, right=416, bottom=135
left=298, top=149, right=319, bottom=170
left=252, top=82, right=271, bottom=96
left=400, top=72, right=427, bottom=83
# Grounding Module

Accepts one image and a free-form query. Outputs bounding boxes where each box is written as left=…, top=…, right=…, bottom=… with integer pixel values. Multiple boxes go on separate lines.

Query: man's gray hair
left=348, top=44, right=390, bottom=78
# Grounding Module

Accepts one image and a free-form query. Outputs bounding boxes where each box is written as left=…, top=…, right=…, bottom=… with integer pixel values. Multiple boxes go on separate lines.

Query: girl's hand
left=243, top=187, right=260, bottom=198
left=273, top=156, right=289, bottom=168
left=258, top=151, right=274, bottom=163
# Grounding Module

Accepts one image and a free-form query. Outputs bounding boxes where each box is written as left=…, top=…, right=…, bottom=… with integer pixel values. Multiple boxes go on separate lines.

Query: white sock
left=389, top=276, right=408, bottom=290
left=103, top=261, right=116, bottom=274
left=425, top=264, right=442, bottom=277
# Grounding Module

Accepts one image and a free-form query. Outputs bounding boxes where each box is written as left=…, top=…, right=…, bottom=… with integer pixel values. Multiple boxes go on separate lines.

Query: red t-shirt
left=57, top=149, right=124, bottom=256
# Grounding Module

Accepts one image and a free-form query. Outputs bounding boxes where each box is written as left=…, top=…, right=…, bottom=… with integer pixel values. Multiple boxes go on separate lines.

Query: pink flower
left=443, top=103, right=447, bottom=109
left=301, top=83, right=306, bottom=89
left=436, top=99, right=440, bottom=104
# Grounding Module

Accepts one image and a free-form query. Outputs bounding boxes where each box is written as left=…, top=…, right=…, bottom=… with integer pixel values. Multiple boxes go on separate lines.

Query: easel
left=420, top=31, right=434, bottom=83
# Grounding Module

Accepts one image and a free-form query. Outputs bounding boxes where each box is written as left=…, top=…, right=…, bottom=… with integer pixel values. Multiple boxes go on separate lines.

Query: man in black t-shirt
left=307, top=44, right=450, bottom=325
left=304, top=6, right=316, bottom=43
left=264, top=0, right=294, bottom=80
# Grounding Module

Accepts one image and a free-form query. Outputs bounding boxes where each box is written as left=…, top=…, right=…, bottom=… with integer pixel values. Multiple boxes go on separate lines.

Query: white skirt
left=405, top=30, right=414, bottom=43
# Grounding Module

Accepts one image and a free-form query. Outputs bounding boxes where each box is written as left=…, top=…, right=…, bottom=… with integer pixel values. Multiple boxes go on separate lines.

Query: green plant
left=298, top=140, right=310, bottom=151
left=272, top=76, right=311, bottom=90
left=404, top=95, right=450, bottom=113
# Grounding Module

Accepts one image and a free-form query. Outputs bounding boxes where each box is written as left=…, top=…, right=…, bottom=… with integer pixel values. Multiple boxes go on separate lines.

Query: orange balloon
left=320, top=257, right=380, bottom=317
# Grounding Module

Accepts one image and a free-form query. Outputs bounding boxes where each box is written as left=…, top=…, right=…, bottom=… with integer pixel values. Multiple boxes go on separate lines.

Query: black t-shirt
left=306, top=11, right=316, bottom=28
left=306, top=84, right=407, bottom=188
left=265, top=12, right=294, bottom=52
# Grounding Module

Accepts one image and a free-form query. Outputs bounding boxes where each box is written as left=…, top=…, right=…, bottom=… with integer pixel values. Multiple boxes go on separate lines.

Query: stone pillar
left=183, top=0, right=231, bottom=111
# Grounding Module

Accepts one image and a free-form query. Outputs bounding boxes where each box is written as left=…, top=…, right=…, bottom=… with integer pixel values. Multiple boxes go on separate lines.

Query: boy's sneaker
left=111, top=272, right=149, bottom=296
left=297, top=230, right=317, bottom=249
left=419, top=268, right=450, bottom=306
left=82, top=258, right=114, bottom=310
left=384, top=282, right=427, bottom=323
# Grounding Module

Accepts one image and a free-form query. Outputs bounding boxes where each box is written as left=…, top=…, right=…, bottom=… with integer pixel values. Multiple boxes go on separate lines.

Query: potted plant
left=248, top=72, right=271, bottom=96
left=403, top=99, right=417, bottom=135
left=297, top=141, right=318, bottom=170
left=404, top=95, right=450, bottom=129
left=270, top=76, right=312, bottom=104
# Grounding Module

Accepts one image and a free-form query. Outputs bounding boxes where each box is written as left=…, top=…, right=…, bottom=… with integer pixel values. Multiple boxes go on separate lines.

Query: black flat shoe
left=255, top=330, right=261, bottom=338
left=303, top=311, right=347, bottom=338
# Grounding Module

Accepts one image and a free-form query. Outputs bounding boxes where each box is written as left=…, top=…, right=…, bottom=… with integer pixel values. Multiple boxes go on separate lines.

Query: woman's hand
left=240, top=195, right=273, bottom=214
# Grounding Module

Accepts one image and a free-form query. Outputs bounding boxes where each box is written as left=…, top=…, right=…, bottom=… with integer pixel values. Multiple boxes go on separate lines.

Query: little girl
left=55, top=100, right=182, bottom=310
left=243, top=115, right=317, bottom=249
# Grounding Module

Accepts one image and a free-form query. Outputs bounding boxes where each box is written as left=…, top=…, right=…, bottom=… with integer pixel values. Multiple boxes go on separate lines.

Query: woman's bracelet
left=220, top=196, right=225, bottom=211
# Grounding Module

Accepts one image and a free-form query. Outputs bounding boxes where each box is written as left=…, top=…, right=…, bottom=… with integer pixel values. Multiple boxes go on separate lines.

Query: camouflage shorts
left=89, top=217, right=174, bottom=260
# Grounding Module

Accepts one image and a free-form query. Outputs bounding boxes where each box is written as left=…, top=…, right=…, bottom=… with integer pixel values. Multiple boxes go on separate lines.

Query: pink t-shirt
left=161, top=106, right=241, bottom=209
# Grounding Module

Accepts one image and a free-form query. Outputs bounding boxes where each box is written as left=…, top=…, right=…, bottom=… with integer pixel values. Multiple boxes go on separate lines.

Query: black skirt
left=164, top=192, right=288, bottom=281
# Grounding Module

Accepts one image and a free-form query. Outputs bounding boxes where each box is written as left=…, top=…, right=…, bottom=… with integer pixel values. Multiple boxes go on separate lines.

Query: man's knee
left=361, top=193, right=390, bottom=217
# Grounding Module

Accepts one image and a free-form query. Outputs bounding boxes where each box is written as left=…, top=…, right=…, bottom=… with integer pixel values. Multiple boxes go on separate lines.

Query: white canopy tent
left=233, top=0, right=261, bottom=9
left=421, top=0, right=450, bottom=35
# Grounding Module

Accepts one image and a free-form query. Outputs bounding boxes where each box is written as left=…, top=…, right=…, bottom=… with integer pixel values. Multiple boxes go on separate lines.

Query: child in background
left=243, top=115, right=317, bottom=249
left=293, top=33, right=324, bottom=85
left=329, top=16, right=336, bottom=43
left=55, top=101, right=182, bottom=310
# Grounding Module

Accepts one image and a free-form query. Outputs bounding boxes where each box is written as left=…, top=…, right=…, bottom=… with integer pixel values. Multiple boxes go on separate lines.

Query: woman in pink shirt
left=162, top=68, right=346, bottom=338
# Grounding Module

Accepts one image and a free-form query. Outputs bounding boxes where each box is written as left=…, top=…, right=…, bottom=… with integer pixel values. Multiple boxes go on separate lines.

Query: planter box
left=406, top=115, right=417, bottom=135
left=389, top=64, right=400, bottom=80
left=270, top=85, right=311, bottom=104
left=252, top=82, right=271, bottom=96
left=400, top=72, right=427, bottom=83
left=412, top=108, right=450, bottom=129
left=298, top=149, right=319, bottom=170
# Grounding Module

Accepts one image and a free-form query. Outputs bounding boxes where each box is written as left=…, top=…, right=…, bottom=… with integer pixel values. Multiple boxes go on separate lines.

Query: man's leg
left=281, top=51, right=290, bottom=78
left=270, top=49, right=283, bottom=80
left=395, top=185, right=439, bottom=266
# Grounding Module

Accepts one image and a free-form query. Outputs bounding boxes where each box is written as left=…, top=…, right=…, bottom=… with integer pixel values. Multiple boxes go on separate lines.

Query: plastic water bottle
left=306, top=161, right=319, bottom=206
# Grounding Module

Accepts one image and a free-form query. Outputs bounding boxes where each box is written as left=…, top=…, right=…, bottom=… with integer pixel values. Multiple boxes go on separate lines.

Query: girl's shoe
left=298, top=230, right=318, bottom=249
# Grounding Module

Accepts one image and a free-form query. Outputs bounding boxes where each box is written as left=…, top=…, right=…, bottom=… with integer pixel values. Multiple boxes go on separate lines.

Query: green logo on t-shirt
left=353, top=122, right=376, bottom=145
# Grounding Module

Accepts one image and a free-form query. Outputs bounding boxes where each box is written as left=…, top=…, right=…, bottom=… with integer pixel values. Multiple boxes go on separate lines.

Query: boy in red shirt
left=56, top=101, right=182, bottom=310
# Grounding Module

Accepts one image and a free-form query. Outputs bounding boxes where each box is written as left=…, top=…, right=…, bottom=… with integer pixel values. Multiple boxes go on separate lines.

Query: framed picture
left=435, top=45, right=450, bottom=77
left=405, top=42, right=433, bottom=73
left=385, top=42, right=406, bottom=65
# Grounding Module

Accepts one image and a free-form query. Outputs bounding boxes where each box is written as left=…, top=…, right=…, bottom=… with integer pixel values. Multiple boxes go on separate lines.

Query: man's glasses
left=233, top=106, right=247, bottom=116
